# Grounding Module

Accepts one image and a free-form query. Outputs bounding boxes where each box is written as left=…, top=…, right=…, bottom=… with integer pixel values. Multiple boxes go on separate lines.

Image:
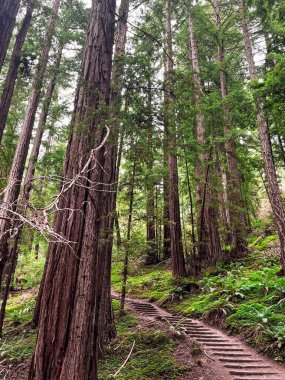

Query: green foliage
left=0, top=293, right=36, bottom=363
left=113, top=252, right=285, bottom=360
left=15, top=248, right=45, bottom=288
left=112, top=300, right=137, bottom=334
left=98, top=330, right=186, bottom=380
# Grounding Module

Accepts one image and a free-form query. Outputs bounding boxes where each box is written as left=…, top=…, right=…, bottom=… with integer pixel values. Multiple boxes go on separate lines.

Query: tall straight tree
left=238, top=0, right=285, bottom=273
left=188, top=2, right=221, bottom=272
left=96, top=0, right=130, bottom=349
left=165, top=0, right=186, bottom=277
left=0, top=44, right=64, bottom=337
left=0, top=1, right=35, bottom=145
left=0, top=0, right=61, bottom=285
left=0, top=0, right=20, bottom=72
left=29, top=0, right=116, bottom=378
left=212, top=0, right=247, bottom=257
left=145, top=73, right=158, bottom=264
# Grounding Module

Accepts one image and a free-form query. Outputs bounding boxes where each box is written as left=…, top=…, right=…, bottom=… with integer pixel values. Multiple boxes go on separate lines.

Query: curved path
left=116, top=294, right=285, bottom=380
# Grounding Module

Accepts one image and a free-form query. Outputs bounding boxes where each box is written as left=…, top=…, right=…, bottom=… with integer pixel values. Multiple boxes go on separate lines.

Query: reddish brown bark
left=0, top=0, right=20, bottom=72
left=0, top=2, right=35, bottom=145
left=0, top=0, right=61, bottom=286
left=165, top=0, right=186, bottom=277
left=29, top=1, right=116, bottom=378
left=96, top=0, right=131, bottom=347
left=238, top=0, right=285, bottom=273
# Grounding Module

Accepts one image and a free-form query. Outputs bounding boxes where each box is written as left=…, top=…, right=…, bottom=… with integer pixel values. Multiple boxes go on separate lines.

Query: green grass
left=98, top=299, right=189, bottom=379
left=98, top=329, right=187, bottom=379
left=112, top=262, right=181, bottom=301
left=112, top=253, right=285, bottom=361
left=0, top=292, right=37, bottom=363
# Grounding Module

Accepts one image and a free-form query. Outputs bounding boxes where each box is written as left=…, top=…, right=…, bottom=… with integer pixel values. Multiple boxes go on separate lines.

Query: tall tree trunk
left=0, top=45, right=64, bottom=335
left=163, top=131, right=171, bottom=260
left=119, top=158, right=136, bottom=316
left=213, top=0, right=247, bottom=257
left=165, top=0, right=186, bottom=277
left=145, top=77, right=157, bottom=265
left=0, top=0, right=61, bottom=286
left=0, top=0, right=20, bottom=72
left=29, top=1, right=116, bottom=378
left=238, top=0, right=285, bottom=273
left=0, top=2, right=35, bottom=145
left=185, top=156, right=196, bottom=258
left=188, top=4, right=221, bottom=272
left=24, top=44, right=63, bottom=195
left=96, top=0, right=130, bottom=350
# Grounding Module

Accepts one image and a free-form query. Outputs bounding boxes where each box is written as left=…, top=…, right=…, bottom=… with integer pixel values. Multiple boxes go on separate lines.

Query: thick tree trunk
left=165, top=0, right=186, bottom=277
left=238, top=0, right=285, bottom=273
left=213, top=0, right=247, bottom=257
left=0, top=2, right=34, bottom=145
left=96, top=0, right=131, bottom=349
left=188, top=5, right=221, bottom=272
left=29, top=1, right=116, bottom=379
left=0, top=0, right=20, bottom=72
left=0, top=0, right=61, bottom=286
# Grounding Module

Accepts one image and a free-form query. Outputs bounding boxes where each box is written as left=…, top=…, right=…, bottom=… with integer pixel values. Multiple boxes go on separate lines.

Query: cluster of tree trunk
left=0, top=0, right=284, bottom=378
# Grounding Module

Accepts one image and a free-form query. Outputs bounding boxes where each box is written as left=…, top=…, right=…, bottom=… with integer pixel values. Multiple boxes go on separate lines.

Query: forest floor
left=1, top=215, right=285, bottom=379
left=112, top=217, right=285, bottom=366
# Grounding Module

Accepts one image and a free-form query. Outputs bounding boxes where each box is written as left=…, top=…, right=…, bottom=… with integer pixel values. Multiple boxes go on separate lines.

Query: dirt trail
left=114, top=293, right=285, bottom=380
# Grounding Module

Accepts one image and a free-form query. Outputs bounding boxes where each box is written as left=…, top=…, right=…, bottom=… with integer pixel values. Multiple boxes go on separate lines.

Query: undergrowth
left=0, top=291, right=37, bottom=363
left=99, top=327, right=186, bottom=379
left=112, top=232, right=285, bottom=362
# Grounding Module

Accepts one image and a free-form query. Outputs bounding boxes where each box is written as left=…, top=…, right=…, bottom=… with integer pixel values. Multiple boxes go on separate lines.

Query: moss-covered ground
left=112, top=233, right=285, bottom=362
left=98, top=299, right=188, bottom=379
left=0, top=295, right=188, bottom=379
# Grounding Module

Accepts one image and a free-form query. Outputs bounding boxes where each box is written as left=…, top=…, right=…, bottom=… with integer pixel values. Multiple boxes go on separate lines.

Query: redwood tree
left=29, top=0, right=116, bottom=378
left=0, top=0, right=61, bottom=285
left=0, top=1, right=35, bottom=145
left=238, top=0, right=285, bottom=273
left=0, top=0, right=20, bottom=72
left=188, top=2, right=221, bottom=272
left=213, top=0, right=247, bottom=257
left=165, top=0, right=186, bottom=277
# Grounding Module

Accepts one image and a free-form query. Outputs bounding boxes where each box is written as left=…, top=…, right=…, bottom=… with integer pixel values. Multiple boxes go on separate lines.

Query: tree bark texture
left=29, top=1, right=116, bottom=379
left=96, top=0, right=131, bottom=350
left=0, top=2, right=35, bottom=145
left=0, top=0, right=20, bottom=72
